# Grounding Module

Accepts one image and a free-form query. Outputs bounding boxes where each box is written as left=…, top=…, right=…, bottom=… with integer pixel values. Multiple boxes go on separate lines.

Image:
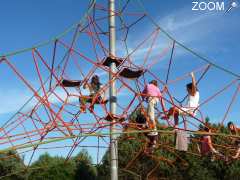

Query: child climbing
left=228, top=121, right=240, bottom=135
left=79, top=75, right=105, bottom=113
left=142, top=80, right=166, bottom=133
left=164, top=72, right=199, bottom=127
left=198, top=127, right=219, bottom=158
left=135, top=106, right=148, bottom=129
left=227, top=121, right=240, bottom=159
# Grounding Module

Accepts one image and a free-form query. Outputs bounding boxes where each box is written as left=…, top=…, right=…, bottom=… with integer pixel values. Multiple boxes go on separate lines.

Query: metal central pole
left=109, top=0, right=118, bottom=180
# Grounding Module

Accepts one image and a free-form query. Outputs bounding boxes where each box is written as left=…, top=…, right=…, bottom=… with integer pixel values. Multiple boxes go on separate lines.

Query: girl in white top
left=164, top=72, right=200, bottom=127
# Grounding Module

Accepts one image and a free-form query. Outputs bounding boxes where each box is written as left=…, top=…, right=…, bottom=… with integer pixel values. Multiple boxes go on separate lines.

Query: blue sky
left=0, top=0, right=240, bottom=164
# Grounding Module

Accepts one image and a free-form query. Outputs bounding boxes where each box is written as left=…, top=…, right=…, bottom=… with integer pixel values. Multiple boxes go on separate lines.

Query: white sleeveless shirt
left=186, top=91, right=200, bottom=108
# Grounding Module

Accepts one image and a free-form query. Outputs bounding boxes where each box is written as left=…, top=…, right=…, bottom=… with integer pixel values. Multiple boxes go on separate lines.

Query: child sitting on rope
left=163, top=72, right=199, bottom=127
left=142, top=80, right=166, bottom=137
left=227, top=121, right=240, bottom=159
left=79, top=75, right=105, bottom=113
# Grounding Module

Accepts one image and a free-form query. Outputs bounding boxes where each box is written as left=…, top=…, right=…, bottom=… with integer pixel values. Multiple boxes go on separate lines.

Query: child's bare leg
left=79, top=97, right=87, bottom=113
left=165, top=107, right=179, bottom=127
left=173, top=109, right=180, bottom=127
left=147, top=98, right=156, bottom=129
left=233, top=148, right=240, bottom=159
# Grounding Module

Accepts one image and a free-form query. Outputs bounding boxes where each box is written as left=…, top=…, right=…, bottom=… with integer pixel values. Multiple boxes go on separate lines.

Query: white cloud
left=118, top=6, right=229, bottom=66
left=0, top=87, right=78, bottom=115
left=0, top=82, right=130, bottom=115
left=1, top=4, right=236, bottom=115
left=0, top=89, right=33, bottom=115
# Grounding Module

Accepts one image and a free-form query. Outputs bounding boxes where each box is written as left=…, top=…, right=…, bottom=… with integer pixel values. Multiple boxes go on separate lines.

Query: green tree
left=99, top=115, right=240, bottom=180
left=0, top=150, right=26, bottom=180
left=73, top=150, right=97, bottom=180
left=28, top=153, right=75, bottom=180
left=28, top=150, right=97, bottom=180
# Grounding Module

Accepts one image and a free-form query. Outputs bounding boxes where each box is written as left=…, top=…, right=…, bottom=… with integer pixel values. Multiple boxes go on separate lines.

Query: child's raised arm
left=190, top=72, right=197, bottom=95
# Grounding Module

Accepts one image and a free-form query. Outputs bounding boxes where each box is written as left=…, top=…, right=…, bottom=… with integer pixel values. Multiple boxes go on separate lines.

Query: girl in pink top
left=142, top=80, right=166, bottom=137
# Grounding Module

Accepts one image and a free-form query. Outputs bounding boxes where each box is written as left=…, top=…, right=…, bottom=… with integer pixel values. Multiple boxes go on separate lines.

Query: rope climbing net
left=0, top=0, right=239, bottom=178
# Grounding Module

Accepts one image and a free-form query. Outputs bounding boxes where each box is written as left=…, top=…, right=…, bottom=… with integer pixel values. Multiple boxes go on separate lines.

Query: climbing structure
left=0, top=0, right=239, bottom=178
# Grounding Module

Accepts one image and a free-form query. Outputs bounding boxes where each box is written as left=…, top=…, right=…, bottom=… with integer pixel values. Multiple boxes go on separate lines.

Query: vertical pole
left=109, top=0, right=118, bottom=180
